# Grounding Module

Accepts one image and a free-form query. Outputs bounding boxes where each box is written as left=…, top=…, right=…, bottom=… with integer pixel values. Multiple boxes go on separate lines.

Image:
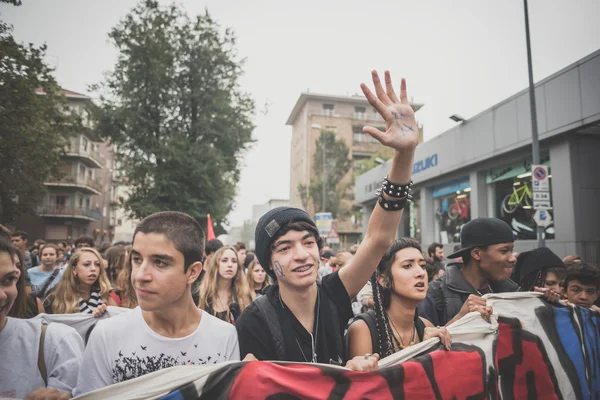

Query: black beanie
left=254, top=207, right=317, bottom=279
left=513, top=247, right=565, bottom=284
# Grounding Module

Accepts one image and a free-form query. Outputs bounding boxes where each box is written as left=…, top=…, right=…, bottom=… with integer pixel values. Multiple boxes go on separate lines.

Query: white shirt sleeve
left=44, top=323, right=84, bottom=394
left=73, top=321, right=113, bottom=396
left=357, top=281, right=373, bottom=307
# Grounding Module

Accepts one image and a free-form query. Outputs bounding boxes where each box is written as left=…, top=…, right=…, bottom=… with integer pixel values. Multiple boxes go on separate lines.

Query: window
left=488, top=155, right=554, bottom=240
left=82, top=137, right=88, bottom=152
left=322, top=103, right=334, bottom=116
left=352, top=125, right=380, bottom=143
left=432, top=178, right=471, bottom=244
left=354, top=106, right=366, bottom=120
left=117, top=219, right=123, bottom=226
left=85, top=198, right=91, bottom=209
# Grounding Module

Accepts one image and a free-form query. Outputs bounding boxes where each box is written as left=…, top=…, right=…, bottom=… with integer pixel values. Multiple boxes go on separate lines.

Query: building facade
left=286, top=92, right=423, bottom=248
left=355, top=50, right=600, bottom=263
left=15, top=90, right=114, bottom=245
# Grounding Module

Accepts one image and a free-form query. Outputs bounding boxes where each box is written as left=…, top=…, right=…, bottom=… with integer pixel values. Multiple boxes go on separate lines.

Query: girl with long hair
left=347, top=238, right=451, bottom=359
left=198, top=246, right=255, bottom=324
left=246, top=259, right=269, bottom=296
left=43, top=247, right=116, bottom=316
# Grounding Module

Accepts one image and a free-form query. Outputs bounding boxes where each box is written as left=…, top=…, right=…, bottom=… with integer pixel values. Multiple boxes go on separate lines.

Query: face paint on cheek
left=273, top=261, right=285, bottom=278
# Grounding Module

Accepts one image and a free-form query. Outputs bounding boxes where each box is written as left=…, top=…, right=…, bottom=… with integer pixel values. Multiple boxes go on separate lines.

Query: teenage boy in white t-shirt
left=74, top=211, right=239, bottom=396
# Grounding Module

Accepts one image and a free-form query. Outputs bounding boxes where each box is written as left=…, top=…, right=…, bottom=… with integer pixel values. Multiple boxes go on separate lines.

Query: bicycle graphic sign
left=532, top=165, right=549, bottom=191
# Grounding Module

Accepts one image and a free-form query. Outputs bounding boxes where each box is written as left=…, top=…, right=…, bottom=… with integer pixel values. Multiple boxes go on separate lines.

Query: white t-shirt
left=0, top=318, right=84, bottom=399
left=74, top=306, right=240, bottom=396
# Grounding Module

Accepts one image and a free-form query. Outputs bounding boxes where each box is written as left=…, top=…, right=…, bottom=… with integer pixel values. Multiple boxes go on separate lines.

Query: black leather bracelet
left=376, top=191, right=411, bottom=210
left=382, top=176, right=413, bottom=198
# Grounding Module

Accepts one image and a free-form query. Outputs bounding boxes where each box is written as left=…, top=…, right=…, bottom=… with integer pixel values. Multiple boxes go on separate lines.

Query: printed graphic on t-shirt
left=112, top=344, right=229, bottom=383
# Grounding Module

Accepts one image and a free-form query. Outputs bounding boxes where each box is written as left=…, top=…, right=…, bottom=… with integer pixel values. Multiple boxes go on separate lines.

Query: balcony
left=64, top=139, right=105, bottom=168
left=44, top=175, right=103, bottom=195
left=36, top=206, right=101, bottom=221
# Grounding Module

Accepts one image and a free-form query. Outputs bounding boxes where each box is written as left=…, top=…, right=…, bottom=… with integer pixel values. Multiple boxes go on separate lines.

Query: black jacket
left=418, top=264, right=518, bottom=326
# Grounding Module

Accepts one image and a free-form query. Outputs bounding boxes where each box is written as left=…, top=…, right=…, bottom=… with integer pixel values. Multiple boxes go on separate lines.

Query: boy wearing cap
left=236, top=71, right=418, bottom=369
left=417, top=218, right=518, bottom=327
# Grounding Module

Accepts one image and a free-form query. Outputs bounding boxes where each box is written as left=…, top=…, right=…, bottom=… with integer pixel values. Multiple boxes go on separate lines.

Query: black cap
left=254, top=207, right=316, bottom=279
left=512, top=247, right=565, bottom=284
left=448, top=217, right=514, bottom=259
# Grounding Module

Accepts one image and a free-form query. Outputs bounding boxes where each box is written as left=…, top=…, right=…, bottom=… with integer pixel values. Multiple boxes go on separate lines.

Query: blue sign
left=432, top=177, right=470, bottom=198
left=412, top=154, right=438, bottom=175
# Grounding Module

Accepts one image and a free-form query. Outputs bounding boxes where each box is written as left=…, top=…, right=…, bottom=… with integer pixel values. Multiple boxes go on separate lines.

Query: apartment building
left=286, top=92, right=423, bottom=247
left=16, top=89, right=113, bottom=244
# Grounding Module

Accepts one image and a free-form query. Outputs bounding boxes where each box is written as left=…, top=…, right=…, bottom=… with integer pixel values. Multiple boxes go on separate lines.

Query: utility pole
left=322, top=131, right=327, bottom=212
left=523, top=0, right=544, bottom=247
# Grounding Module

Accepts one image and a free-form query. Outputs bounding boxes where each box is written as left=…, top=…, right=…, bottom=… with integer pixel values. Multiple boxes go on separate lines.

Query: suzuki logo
left=412, top=154, right=438, bottom=174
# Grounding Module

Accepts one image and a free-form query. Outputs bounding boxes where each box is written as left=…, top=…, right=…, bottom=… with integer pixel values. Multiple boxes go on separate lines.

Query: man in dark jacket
left=418, top=218, right=518, bottom=326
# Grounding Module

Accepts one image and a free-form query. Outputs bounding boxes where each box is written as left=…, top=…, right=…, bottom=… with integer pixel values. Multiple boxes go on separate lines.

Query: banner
left=37, top=293, right=598, bottom=399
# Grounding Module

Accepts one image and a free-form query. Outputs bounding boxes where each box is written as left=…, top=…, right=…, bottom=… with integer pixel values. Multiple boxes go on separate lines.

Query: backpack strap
left=350, top=309, right=379, bottom=355
left=38, top=322, right=48, bottom=387
left=253, top=294, right=287, bottom=361
left=38, top=268, right=60, bottom=299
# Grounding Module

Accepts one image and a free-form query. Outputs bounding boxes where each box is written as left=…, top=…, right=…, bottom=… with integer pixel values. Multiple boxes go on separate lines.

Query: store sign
left=315, top=212, right=332, bottom=236
left=412, top=154, right=438, bottom=175
left=486, top=155, right=550, bottom=184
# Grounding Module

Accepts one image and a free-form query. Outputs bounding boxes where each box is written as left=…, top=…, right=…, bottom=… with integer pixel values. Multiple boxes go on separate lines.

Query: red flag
left=206, top=214, right=216, bottom=240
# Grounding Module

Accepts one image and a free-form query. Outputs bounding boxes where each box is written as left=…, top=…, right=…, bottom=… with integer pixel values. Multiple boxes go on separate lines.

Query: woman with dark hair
left=512, top=247, right=565, bottom=302
left=0, top=238, right=84, bottom=398
left=347, top=238, right=451, bottom=359
left=9, top=249, right=45, bottom=318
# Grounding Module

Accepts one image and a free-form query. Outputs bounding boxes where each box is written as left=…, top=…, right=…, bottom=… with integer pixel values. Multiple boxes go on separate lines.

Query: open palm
left=360, top=71, right=419, bottom=152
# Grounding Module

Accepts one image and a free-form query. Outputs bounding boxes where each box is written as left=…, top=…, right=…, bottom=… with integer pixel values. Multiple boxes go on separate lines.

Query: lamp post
left=523, top=0, right=544, bottom=248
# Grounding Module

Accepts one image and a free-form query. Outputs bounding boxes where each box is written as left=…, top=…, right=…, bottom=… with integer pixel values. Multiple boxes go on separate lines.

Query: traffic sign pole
left=524, top=0, right=544, bottom=248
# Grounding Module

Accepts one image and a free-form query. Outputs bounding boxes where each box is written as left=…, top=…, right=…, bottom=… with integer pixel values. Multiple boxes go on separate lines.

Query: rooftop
left=286, top=92, right=424, bottom=125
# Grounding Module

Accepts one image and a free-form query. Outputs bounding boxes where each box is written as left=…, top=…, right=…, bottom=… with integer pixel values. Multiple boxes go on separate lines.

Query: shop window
left=409, top=192, right=421, bottom=243
left=433, top=178, right=471, bottom=244
left=487, top=156, right=554, bottom=241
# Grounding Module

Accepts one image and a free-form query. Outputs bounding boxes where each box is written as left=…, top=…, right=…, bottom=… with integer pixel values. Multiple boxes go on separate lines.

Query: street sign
left=315, top=212, right=333, bottom=236
left=326, top=227, right=340, bottom=244
left=533, top=209, right=552, bottom=228
left=533, top=200, right=552, bottom=210
left=533, top=192, right=550, bottom=201
left=531, top=165, right=549, bottom=191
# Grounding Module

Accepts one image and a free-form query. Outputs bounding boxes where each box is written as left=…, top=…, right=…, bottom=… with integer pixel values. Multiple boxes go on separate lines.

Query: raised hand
left=360, top=71, right=419, bottom=153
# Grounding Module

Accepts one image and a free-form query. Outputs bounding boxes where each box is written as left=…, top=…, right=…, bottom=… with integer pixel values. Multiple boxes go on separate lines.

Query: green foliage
left=92, top=0, right=255, bottom=225
left=0, top=19, right=78, bottom=223
left=353, top=147, right=394, bottom=177
left=297, top=131, right=353, bottom=219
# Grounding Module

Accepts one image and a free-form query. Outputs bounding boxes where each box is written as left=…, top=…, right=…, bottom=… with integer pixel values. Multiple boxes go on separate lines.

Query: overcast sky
left=3, top=0, right=600, bottom=228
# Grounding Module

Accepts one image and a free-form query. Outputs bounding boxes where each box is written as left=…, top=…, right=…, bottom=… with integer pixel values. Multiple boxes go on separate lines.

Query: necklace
left=389, top=317, right=416, bottom=350
left=279, top=290, right=320, bottom=363
left=217, top=293, right=234, bottom=324
left=474, top=285, right=493, bottom=297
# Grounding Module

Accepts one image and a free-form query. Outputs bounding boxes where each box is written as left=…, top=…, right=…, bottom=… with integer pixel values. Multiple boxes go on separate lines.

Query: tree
left=353, top=147, right=394, bottom=177
left=92, top=0, right=255, bottom=226
left=297, top=131, right=353, bottom=219
left=0, top=10, right=77, bottom=224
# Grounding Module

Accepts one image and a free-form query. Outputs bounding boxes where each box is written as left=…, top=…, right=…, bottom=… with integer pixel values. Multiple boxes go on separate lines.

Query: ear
left=376, top=274, right=387, bottom=288
left=187, top=261, right=203, bottom=284
left=471, top=247, right=483, bottom=261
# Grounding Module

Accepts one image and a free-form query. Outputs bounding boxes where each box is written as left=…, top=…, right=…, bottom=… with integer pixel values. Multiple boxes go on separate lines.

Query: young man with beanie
left=236, top=71, right=419, bottom=369
left=513, top=247, right=566, bottom=301
left=417, top=217, right=518, bottom=327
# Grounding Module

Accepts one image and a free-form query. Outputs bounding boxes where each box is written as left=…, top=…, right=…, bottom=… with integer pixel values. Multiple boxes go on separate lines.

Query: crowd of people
left=1, top=72, right=599, bottom=399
